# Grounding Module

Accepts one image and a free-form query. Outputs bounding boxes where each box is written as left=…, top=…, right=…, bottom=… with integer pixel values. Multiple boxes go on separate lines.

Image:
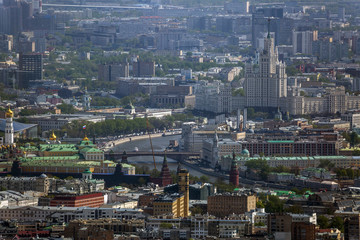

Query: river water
left=112, top=135, right=217, bottom=182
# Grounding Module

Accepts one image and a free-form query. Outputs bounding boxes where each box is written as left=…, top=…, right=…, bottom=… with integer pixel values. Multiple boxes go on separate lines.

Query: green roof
left=81, top=147, right=103, bottom=153
left=20, top=155, right=81, bottom=162
left=39, top=144, right=78, bottom=152
left=83, top=169, right=92, bottom=174
left=121, top=163, right=135, bottom=168
left=78, top=140, right=95, bottom=147
left=267, top=140, right=295, bottom=143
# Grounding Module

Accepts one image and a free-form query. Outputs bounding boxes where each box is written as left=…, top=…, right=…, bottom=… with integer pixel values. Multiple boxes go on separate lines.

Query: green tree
left=58, top=103, right=76, bottom=114
left=330, top=216, right=344, bottom=232
left=245, top=158, right=270, bottom=181
left=318, top=159, right=335, bottom=170
left=265, top=196, right=284, bottom=213
left=317, top=215, right=330, bottom=229
left=199, top=175, right=209, bottom=183
left=256, top=200, right=265, bottom=208
left=285, top=205, right=304, bottom=214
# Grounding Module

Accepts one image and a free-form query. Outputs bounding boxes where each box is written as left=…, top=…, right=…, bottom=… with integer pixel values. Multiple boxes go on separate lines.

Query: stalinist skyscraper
left=245, top=19, right=287, bottom=109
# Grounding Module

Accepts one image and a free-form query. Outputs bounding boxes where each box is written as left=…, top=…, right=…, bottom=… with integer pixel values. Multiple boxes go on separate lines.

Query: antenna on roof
left=267, top=17, right=271, bottom=39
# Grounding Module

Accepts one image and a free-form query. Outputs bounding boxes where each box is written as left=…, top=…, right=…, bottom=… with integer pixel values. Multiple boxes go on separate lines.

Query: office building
left=207, top=192, right=257, bottom=218
left=98, top=63, right=129, bottom=81
left=195, top=81, right=233, bottom=114
left=285, top=87, right=360, bottom=115
left=153, top=194, right=185, bottom=218
left=19, top=53, right=43, bottom=84
left=292, top=30, right=318, bottom=55
left=133, top=61, right=155, bottom=77
left=150, top=85, right=195, bottom=108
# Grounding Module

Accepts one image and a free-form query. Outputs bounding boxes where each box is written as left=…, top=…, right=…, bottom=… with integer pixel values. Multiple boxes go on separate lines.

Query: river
left=112, top=135, right=218, bottom=182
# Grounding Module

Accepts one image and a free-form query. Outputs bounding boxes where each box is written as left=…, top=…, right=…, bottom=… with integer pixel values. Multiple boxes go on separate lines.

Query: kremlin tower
left=229, top=150, right=239, bottom=186
left=159, top=154, right=172, bottom=187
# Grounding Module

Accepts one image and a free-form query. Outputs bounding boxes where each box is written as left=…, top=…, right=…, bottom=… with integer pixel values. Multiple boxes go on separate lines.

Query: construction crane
left=146, top=116, right=157, bottom=169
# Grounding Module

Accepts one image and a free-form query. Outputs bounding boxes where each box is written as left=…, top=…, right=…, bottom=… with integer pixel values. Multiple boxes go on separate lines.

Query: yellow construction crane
left=146, top=116, right=157, bottom=169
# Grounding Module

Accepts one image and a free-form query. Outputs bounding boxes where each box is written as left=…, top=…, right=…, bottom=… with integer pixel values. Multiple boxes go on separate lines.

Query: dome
left=5, top=106, right=13, bottom=118
left=49, top=131, right=57, bottom=141
left=39, top=173, right=48, bottom=178
left=241, top=149, right=250, bottom=156
left=83, top=169, right=92, bottom=174
left=83, top=135, right=89, bottom=141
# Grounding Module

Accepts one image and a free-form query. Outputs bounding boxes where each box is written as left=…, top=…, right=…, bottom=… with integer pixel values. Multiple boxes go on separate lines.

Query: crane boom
left=146, top=117, right=157, bottom=169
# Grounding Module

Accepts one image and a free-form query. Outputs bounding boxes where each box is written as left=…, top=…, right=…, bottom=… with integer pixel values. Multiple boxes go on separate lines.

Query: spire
left=177, top=162, right=182, bottom=173
left=214, top=130, right=218, bottom=143
left=159, top=151, right=172, bottom=187
left=162, top=152, right=168, bottom=166
left=267, top=17, right=271, bottom=39
left=121, top=151, right=128, bottom=164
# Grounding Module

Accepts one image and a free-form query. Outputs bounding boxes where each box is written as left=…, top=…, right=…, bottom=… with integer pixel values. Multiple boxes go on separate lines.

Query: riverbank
left=104, top=132, right=181, bottom=151
left=181, top=159, right=229, bottom=180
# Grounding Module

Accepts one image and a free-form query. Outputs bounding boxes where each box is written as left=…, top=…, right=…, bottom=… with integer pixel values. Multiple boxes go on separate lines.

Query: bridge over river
left=105, top=151, right=200, bottom=161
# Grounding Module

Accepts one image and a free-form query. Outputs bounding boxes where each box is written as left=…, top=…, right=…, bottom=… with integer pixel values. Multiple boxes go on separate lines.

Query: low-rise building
left=49, top=193, right=104, bottom=208
left=26, top=114, right=105, bottom=131
left=207, top=192, right=257, bottom=218
left=0, top=206, right=145, bottom=223
left=153, top=194, right=185, bottom=218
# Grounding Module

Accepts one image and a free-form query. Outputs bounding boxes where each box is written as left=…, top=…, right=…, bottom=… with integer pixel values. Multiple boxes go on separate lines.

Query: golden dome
left=50, top=131, right=57, bottom=141
left=83, top=134, right=89, bottom=141
left=5, top=106, right=13, bottom=118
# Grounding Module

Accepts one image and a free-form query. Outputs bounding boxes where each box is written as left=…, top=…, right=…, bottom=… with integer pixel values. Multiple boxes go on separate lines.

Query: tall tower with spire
left=229, top=150, right=239, bottom=186
left=83, top=87, right=91, bottom=111
left=5, top=106, right=14, bottom=145
left=121, top=151, right=129, bottom=164
left=211, top=131, right=219, bottom=168
left=159, top=154, right=172, bottom=187
left=177, top=164, right=189, bottom=217
left=245, top=17, right=287, bottom=109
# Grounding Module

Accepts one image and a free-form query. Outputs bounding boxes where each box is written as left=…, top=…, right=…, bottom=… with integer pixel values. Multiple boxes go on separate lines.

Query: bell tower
left=5, top=106, right=14, bottom=145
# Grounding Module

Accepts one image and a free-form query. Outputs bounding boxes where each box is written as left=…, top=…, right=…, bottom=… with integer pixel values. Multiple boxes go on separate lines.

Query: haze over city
left=1, top=0, right=360, bottom=239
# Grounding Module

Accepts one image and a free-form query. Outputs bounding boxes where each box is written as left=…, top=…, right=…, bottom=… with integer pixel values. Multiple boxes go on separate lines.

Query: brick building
left=50, top=193, right=104, bottom=208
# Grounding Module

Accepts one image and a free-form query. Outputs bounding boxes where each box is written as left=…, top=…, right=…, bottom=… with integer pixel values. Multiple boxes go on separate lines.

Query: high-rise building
left=98, top=63, right=129, bottom=81
left=133, top=61, right=155, bottom=77
left=19, top=53, right=43, bottom=81
left=0, top=0, right=33, bottom=35
left=292, top=30, right=318, bottom=55
left=245, top=22, right=287, bottom=109
left=251, top=7, right=284, bottom=48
